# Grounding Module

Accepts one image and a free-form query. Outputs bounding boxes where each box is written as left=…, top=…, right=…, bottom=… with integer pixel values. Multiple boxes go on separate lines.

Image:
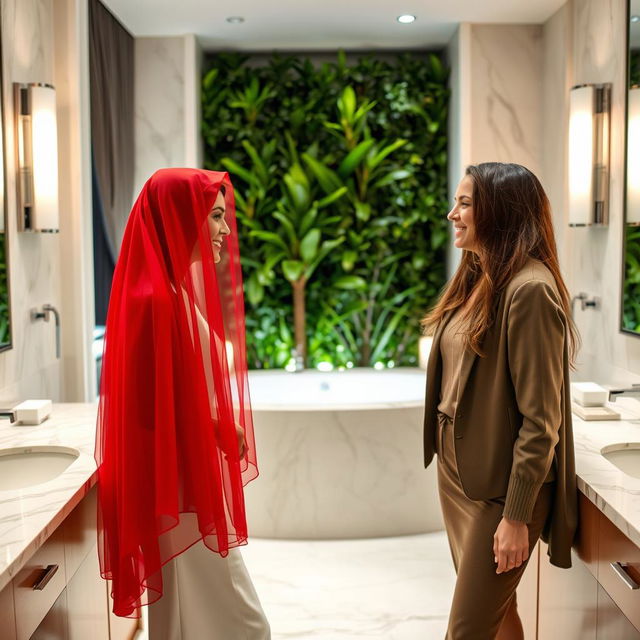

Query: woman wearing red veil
left=95, top=168, right=270, bottom=638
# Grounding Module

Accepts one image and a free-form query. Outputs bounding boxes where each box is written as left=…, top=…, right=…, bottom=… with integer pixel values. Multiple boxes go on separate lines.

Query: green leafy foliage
left=202, top=51, right=449, bottom=368
left=0, top=234, right=10, bottom=347
left=623, top=225, right=640, bottom=332
left=624, top=51, right=640, bottom=333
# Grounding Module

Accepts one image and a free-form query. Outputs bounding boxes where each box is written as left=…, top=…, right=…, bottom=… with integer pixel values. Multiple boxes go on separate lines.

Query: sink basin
left=0, top=446, right=79, bottom=490
left=601, top=444, right=640, bottom=480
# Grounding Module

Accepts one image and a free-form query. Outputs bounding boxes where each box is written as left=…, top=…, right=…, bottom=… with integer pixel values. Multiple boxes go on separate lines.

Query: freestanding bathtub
left=243, top=368, right=443, bottom=539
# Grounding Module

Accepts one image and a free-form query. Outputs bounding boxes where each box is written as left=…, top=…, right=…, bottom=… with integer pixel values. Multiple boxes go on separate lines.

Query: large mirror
left=623, top=0, right=640, bottom=334
left=0, top=23, right=10, bottom=351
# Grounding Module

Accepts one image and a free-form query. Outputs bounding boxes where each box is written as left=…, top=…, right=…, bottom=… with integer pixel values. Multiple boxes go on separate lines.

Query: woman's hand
left=235, top=423, right=247, bottom=460
left=493, top=517, right=529, bottom=574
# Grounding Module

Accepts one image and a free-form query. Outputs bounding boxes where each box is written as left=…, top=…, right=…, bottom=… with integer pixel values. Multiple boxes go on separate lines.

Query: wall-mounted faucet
left=31, top=304, right=61, bottom=359
left=291, top=345, right=305, bottom=373
left=570, top=292, right=601, bottom=319
left=608, top=384, right=640, bottom=402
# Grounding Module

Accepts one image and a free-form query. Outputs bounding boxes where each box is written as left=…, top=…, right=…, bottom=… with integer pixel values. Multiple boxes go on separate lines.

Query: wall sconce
left=627, top=87, right=640, bottom=225
left=418, top=335, right=433, bottom=370
left=14, top=83, right=59, bottom=233
left=568, top=83, right=611, bottom=226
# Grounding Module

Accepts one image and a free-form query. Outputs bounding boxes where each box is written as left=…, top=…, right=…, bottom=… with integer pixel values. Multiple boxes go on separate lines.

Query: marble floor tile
left=242, top=532, right=455, bottom=639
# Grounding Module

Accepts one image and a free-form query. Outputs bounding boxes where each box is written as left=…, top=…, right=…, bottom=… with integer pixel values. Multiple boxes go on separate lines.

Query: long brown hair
left=423, top=162, right=580, bottom=365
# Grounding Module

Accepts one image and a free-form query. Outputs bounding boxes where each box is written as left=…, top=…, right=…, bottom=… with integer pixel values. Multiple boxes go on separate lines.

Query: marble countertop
left=573, top=397, right=640, bottom=548
left=1, top=398, right=640, bottom=593
left=0, top=403, right=98, bottom=592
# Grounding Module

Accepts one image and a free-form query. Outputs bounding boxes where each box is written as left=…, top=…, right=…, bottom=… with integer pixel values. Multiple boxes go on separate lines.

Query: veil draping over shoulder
left=95, top=168, right=258, bottom=618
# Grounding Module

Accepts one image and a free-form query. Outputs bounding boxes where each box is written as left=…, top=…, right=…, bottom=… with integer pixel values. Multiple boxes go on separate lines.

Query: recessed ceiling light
left=226, top=16, right=245, bottom=24
left=631, top=15, right=640, bottom=23
left=397, top=14, right=416, bottom=24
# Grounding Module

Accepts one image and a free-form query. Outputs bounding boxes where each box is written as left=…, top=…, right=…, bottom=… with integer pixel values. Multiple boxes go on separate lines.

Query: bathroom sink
left=601, top=444, right=640, bottom=480
left=0, top=446, right=79, bottom=491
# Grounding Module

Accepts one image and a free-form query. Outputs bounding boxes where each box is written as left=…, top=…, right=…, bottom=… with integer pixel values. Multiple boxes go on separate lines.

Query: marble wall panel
left=469, top=24, right=544, bottom=177
left=134, top=36, right=187, bottom=196
left=542, top=0, right=640, bottom=385
left=0, top=0, right=62, bottom=406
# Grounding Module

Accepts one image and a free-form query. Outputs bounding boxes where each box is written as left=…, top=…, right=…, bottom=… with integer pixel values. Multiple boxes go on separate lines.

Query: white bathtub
left=244, top=368, right=443, bottom=539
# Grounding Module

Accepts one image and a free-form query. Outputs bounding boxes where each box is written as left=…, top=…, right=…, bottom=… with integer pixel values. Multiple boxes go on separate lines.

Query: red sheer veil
left=95, top=168, right=258, bottom=618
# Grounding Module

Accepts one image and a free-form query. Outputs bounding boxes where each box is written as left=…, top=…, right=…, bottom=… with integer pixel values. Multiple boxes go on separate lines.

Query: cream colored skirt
left=147, top=541, right=270, bottom=640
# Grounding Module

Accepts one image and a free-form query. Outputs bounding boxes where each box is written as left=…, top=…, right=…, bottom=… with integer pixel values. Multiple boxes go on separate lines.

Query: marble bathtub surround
left=244, top=369, right=444, bottom=539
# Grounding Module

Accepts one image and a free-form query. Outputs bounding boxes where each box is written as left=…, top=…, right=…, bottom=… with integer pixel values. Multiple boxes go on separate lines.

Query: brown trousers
left=436, top=413, right=553, bottom=640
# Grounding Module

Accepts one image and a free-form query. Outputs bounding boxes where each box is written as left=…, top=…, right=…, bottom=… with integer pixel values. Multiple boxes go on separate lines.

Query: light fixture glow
left=419, top=335, right=433, bottom=370
left=568, top=84, right=611, bottom=226
left=627, top=88, right=640, bottom=224
left=226, top=16, right=245, bottom=24
left=397, top=14, right=416, bottom=24
left=14, top=83, right=59, bottom=232
left=631, top=15, right=640, bottom=23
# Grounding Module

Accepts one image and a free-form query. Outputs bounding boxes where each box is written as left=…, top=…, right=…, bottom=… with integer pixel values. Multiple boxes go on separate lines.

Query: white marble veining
left=242, top=533, right=455, bottom=639
left=573, top=397, right=640, bottom=547
left=244, top=370, right=443, bottom=539
left=0, top=0, right=63, bottom=406
left=0, top=403, right=97, bottom=592
left=134, top=35, right=202, bottom=198
left=468, top=24, right=543, bottom=177
left=134, top=37, right=186, bottom=197
left=541, top=0, right=640, bottom=387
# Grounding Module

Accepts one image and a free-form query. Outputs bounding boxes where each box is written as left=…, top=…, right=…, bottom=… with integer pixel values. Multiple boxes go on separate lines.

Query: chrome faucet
left=570, top=292, right=600, bottom=319
left=608, top=384, right=640, bottom=402
left=291, top=346, right=305, bottom=373
left=31, top=304, right=61, bottom=359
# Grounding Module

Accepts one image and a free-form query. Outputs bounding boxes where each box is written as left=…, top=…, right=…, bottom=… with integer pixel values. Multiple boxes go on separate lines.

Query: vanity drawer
left=13, top=527, right=66, bottom=640
left=62, top=485, right=98, bottom=580
left=598, top=514, right=640, bottom=633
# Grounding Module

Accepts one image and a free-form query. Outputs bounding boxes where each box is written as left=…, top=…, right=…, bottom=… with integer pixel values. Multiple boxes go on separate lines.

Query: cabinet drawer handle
left=610, top=562, right=640, bottom=590
left=32, top=564, right=59, bottom=591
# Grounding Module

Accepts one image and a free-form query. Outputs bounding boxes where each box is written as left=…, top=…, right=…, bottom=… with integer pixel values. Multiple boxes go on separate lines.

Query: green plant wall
left=202, top=51, right=449, bottom=369
left=624, top=49, right=640, bottom=333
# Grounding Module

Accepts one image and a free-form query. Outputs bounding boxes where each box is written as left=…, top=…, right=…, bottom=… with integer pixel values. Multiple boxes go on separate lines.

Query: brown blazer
left=423, top=259, right=578, bottom=568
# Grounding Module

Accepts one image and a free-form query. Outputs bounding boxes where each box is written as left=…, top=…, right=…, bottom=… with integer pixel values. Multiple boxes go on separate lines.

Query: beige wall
left=449, top=1, right=639, bottom=384
left=0, top=0, right=62, bottom=405
left=468, top=24, right=544, bottom=177
left=542, top=0, right=640, bottom=385
left=134, top=34, right=202, bottom=197
left=446, top=23, right=545, bottom=279
left=0, top=0, right=95, bottom=405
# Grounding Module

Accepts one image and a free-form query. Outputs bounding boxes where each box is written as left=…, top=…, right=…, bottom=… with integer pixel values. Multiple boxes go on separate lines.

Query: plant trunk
left=292, top=278, right=307, bottom=366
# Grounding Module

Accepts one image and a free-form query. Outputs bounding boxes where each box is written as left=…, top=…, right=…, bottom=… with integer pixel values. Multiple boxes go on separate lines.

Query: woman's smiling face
left=207, top=190, right=230, bottom=264
left=447, top=174, right=478, bottom=253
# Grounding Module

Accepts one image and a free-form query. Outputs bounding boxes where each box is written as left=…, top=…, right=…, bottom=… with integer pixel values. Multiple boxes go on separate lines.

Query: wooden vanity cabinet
left=13, top=527, right=67, bottom=640
left=1, top=487, right=139, bottom=640
left=597, top=508, right=640, bottom=633
left=0, top=573, right=17, bottom=640
left=538, top=493, right=640, bottom=639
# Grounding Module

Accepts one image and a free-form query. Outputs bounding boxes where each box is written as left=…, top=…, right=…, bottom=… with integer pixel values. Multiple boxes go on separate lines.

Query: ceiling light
left=631, top=15, right=640, bottom=23
left=226, top=16, right=245, bottom=24
left=397, top=14, right=416, bottom=24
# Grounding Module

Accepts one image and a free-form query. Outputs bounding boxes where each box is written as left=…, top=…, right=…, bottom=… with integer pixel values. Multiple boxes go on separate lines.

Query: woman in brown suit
left=423, top=162, right=579, bottom=639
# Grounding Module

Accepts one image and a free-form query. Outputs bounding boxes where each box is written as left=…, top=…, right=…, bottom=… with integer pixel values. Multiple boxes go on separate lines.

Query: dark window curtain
left=89, top=0, right=134, bottom=325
